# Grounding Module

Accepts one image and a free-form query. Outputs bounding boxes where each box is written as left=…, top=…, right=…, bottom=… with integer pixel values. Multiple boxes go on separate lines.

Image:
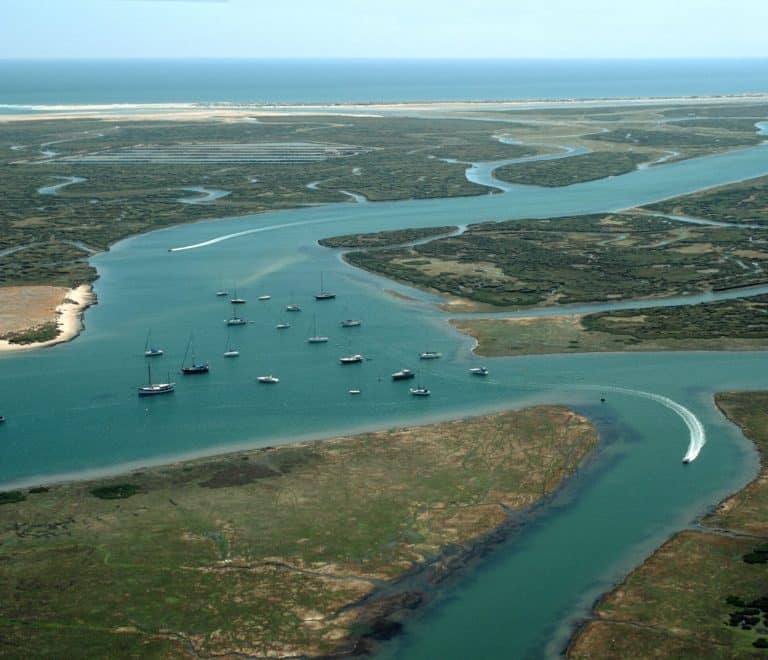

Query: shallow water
left=1, top=139, right=768, bottom=658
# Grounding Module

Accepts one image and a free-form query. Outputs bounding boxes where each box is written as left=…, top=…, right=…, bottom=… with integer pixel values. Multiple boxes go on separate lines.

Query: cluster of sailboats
left=137, top=275, right=489, bottom=398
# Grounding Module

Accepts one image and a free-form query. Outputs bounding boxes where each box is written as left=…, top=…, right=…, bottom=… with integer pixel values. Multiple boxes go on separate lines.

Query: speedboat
left=339, top=354, right=364, bottom=364
left=392, top=369, right=415, bottom=381
left=276, top=322, right=290, bottom=330
left=258, top=375, right=279, bottom=384
left=410, top=386, right=431, bottom=396
left=286, top=304, right=301, bottom=312
left=216, top=291, right=229, bottom=297
left=223, top=349, right=240, bottom=358
left=0, top=415, right=5, bottom=423
left=340, top=319, right=361, bottom=327
left=258, top=295, right=271, bottom=301
left=349, top=389, right=362, bottom=395
left=469, top=366, right=489, bottom=376
left=420, top=351, right=442, bottom=360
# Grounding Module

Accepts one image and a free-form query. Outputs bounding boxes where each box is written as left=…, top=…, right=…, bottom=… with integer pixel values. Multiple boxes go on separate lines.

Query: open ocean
left=0, top=58, right=767, bottom=107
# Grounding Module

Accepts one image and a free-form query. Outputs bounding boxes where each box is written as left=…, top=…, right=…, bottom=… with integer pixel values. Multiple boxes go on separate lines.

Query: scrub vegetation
left=0, top=406, right=598, bottom=658
left=569, top=391, right=768, bottom=659
left=644, top=174, right=768, bottom=227
left=334, top=213, right=768, bottom=310
left=451, top=295, right=768, bottom=357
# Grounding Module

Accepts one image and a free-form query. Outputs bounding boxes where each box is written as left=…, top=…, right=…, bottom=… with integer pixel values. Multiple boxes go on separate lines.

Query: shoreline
left=566, top=390, right=768, bottom=657
left=3, top=92, right=768, bottom=122
left=0, top=284, right=96, bottom=354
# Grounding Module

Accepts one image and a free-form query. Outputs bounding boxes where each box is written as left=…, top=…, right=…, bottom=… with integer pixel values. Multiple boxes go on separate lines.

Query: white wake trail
left=168, top=217, right=334, bottom=252
left=603, top=386, right=706, bottom=463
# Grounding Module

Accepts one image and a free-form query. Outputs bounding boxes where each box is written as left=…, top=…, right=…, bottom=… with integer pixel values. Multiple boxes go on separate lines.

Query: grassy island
left=569, top=392, right=768, bottom=659
left=333, top=213, right=768, bottom=311
left=452, top=294, right=768, bottom=357
left=0, top=405, right=599, bottom=658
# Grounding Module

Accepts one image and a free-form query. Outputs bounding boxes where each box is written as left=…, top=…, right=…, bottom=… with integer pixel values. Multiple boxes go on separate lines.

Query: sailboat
left=223, top=332, right=240, bottom=358
left=230, top=287, right=246, bottom=304
left=138, top=363, right=175, bottom=396
left=307, top=315, right=328, bottom=343
left=225, top=303, right=247, bottom=326
left=315, top=272, right=336, bottom=300
left=143, top=330, right=163, bottom=357
left=180, top=335, right=209, bottom=374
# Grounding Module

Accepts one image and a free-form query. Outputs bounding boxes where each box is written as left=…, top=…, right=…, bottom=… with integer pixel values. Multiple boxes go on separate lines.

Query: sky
left=2, top=0, right=768, bottom=59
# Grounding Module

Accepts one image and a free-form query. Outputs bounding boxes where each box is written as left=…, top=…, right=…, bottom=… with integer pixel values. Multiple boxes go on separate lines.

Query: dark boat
left=230, top=287, right=246, bottom=304
left=0, top=415, right=5, bottom=423
left=138, top=364, right=175, bottom=396
left=225, top=303, right=247, bottom=326
left=315, top=273, right=336, bottom=300
left=392, top=368, right=415, bottom=381
left=181, top=335, right=209, bottom=375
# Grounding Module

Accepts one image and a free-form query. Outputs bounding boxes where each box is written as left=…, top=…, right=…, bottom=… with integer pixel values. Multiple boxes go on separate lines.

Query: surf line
left=601, top=386, right=706, bottom=463
left=168, top=217, right=335, bottom=252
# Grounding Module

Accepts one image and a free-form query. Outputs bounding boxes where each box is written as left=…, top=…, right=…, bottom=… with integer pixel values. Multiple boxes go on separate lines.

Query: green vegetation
left=89, top=483, right=141, bottom=499
left=318, top=226, right=457, bottom=249
left=0, top=321, right=59, bottom=345
left=335, top=213, right=768, bottom=310
left=645, top=174, right=768, bottom=227
left=494, top=151, right=651, bottom=187
left=0, top=115, right=535, bottom=288
left=0, top=491, right=25, bottom=506
left=569, top=391, right=768, bottom=659
left=591, top=126, right=761, bottom=149
left=451, top=294, right=768, bottom=357
left=1, top=406, right=598, bottom=658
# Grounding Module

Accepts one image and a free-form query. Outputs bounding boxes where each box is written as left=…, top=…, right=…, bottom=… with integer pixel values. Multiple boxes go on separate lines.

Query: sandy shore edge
left=0, top=284, right=96, bottom=353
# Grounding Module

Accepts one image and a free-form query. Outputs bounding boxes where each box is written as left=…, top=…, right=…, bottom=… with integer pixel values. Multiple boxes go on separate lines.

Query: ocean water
left=0, top=58, right=767, bottom=107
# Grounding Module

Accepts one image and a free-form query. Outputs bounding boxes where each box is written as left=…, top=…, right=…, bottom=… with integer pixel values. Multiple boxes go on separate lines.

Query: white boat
left=392, top=368, right=415, bottom=381
left=225, top=303, right=247, bottom=326
left=215, top=291, right=229, bottom=297
left=143, top=330, right=163, bottom=357
left=276, top=322, right=290, bottom=330
left=420, top=351, right=442, bottom=360
left=257, top=375, right=279, bottom=384
left=410, top=386, right=431, bottom=397
left=258, top=294, right=271, bottom=301
left=469, top=366, right=489, bottom=376
left=307, top=315, right=328, bottom=343
left=340, top=319, right=361, bottom=327
left=138, top=364, right=175, bottom=396
left=349, top=389, right=362, bottom=395
left=223, top=334, right=239, bottom=358
left=339, top=354, right=364, bottom=364
left=286, top=303, right=301, bottom=312
left=230, top=287, right=246, bottom=304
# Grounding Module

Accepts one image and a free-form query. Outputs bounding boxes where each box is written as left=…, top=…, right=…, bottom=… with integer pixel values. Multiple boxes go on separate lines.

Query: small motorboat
left=349, top=389, right=362, bottom=395
left=419, top=351, right=442, bottom=360
left=223, top=349, right=240, bottom=358
left=410, top=386, right=431, bottom=397
left=340, top=319, right=361, bottom=327
left=469, top=366, right=489, bottom=376
left=257, top=375, right=279, bottom=384
left=216, top=291, right=229, bottom=297
left=258, top=295, right=271, bottom=301
left=339, top=354, right=364, bottom=364
left=392, top=369, right=415, bottom=381
left=276, top=322, right=290, bottom=330
left=286, top=304, right=301, bottom=312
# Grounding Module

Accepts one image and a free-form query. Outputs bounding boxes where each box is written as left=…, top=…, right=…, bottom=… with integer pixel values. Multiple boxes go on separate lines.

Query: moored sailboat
left=143, top=330, right=163, bottom=357
left=180, top=335, right=209, bottom=374
left=315, top=272, right=336, bottom=300
left=307, top=315, right=328, bottom=343
left=138, top=363, right=175, bottom=396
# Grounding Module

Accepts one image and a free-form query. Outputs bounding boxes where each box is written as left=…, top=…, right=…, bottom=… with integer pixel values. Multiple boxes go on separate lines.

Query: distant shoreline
left=3, top=92, right=768, bottom=122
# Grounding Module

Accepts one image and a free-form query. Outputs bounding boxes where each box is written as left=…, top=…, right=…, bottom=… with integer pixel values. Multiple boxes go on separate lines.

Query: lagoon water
left=2, top=62, right=768, bottom=656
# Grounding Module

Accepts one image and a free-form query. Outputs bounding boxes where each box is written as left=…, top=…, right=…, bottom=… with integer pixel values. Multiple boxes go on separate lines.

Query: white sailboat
left=307, top=315, right=328, bottom=343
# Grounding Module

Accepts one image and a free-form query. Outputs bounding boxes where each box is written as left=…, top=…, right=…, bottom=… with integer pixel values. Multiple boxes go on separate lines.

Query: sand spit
left=0, top=284, right=96, bottom=353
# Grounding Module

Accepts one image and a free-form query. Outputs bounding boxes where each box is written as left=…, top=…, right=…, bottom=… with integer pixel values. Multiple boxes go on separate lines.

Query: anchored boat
left=138, top=364, right=175, bottom=396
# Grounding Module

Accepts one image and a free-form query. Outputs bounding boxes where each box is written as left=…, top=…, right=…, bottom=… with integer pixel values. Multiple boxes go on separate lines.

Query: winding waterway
left=2, top=139, right=768, bottom=658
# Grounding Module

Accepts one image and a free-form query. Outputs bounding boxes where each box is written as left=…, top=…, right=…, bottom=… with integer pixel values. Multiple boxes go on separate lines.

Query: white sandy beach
left=0, top=284, right=96, bottom=353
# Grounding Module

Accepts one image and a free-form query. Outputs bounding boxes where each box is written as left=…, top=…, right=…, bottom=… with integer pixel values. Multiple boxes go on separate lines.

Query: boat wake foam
left=168, top=217, right=333, bottom=252
left=603, top=386, right=706, bottom=463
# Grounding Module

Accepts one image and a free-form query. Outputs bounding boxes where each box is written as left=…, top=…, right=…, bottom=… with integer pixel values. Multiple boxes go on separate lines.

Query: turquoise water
left=1, top=58, right=767, bottom=106
left=1, top=137, right=768, bottom=655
